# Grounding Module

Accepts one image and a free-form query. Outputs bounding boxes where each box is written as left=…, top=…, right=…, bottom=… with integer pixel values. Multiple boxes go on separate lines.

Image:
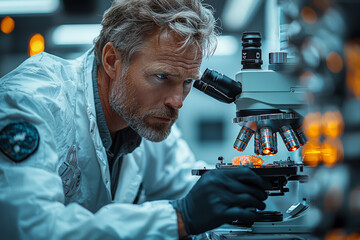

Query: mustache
left=146, top=107, right=178, bottom=120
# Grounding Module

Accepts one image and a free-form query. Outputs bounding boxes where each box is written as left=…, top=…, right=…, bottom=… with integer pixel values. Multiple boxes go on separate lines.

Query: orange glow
left=345, top=41, right=360, bottom=99
left=1, top=16, right=15, bottom=34
left=301, top=6, right=317, bottom=24
left=326, top=52, right=344, bottom=73
left=232, top=155, right=264, bottom=166
left=304, top=112, right=322, bottom=138
left=322, top=110, right=345, bottom=138
left=254, top=151, right=264, bottom=157
left=262, top=148, right=272, bottom=155
left=325, top=229, right=347, bottom=240
left=302, top=138, right=322, bottom=167
left=321, top=138, right=344, bottom=167
left=289, top=145, right=300, bottom=152
left=28, top=33, right=45, bottom=57
left=347, top=233, right=360, bottom=240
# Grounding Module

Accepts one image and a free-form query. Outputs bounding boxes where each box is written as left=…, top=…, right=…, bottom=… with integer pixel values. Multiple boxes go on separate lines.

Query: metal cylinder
left=254, top=131, right=262, bottom=156
left=259, top=127, right=275, bottom=155
left=233, top=126, right=255, bottom=152
left=294, top=126, right=308, bottom=146
left=269, top=52, right=287, bottom=64
left=279, top=125, right=300, bottom=151
left=241, top=31, right=263, bottom=69
left=271, top=132, right=278, bottom=155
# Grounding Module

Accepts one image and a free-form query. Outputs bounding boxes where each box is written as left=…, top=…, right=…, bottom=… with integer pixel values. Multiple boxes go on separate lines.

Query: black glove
left=171, top=167, right=268, bottom=235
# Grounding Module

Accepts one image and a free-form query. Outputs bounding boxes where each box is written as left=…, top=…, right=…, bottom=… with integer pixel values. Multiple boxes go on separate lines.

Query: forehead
left=132, top=29, right=203, bottom=79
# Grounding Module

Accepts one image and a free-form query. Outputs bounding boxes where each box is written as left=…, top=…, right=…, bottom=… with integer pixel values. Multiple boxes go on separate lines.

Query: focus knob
left=269, top=52, right=287, bottom=64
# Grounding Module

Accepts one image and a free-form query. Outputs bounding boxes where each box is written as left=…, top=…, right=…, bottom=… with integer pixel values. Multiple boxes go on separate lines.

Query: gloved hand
left=171, top=167, right=268, bottom=235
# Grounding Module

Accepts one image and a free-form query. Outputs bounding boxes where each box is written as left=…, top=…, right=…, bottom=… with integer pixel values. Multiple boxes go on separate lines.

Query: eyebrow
left=193, top=72, right=202, bottom=80
left=149, top=65, right=201, bottom=80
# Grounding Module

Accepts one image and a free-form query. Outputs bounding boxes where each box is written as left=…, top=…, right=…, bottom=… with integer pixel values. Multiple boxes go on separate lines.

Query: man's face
left=109, top=31, right=202, bottom=142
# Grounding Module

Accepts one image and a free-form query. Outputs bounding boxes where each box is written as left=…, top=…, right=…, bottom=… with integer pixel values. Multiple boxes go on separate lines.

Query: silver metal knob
left=269, top=52, right=288, bottom=64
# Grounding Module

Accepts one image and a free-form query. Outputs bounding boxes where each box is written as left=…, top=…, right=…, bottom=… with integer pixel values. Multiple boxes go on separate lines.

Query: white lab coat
left=0, top=49, right=204, bottom=239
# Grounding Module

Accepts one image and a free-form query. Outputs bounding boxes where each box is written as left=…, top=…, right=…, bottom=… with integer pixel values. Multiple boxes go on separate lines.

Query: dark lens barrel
left=241, top=31, right=263, bottom=69
left=200, top=68, right=242, bottom=98
left=193, top=80, right=234, bottom=103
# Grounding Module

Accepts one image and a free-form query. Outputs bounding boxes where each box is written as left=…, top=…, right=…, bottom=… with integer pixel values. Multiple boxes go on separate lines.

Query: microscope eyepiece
left=193, top=68, right=242, bottom=104
left=201, top=68, right=242, bottom=97
left=241, top=31, right=263, bottom=70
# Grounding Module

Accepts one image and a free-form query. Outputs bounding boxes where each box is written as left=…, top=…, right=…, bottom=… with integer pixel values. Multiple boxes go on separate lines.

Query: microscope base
left=203, top=213, right=314, bottom=240
left=252, top=211, right=312, bottom=234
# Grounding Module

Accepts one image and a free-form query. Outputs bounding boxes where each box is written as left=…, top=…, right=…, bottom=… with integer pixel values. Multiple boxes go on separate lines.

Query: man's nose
left=164, top=87, right=184, bottom=110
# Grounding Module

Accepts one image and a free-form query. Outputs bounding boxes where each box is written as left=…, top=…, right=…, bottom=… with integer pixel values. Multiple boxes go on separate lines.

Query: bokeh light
left=28, top=33, right=45, bottom=57
left=347, top=232, right=360, bottom=240
left=321, top=138, right=344, bottom=167
left=302, top=138, right=322, bottom=167
left=345, top=41, right=360, bottom=99
left=0, top=16, right=15, bottom=34
left=301, top=6, right=317, bottom=24
left=326, top=52, right=344, bottom=74
left=304, top=112, right=323, bottom=138
left=325, top=229, right=347, bottom=240
left=322, top=110, right=345, bottom=138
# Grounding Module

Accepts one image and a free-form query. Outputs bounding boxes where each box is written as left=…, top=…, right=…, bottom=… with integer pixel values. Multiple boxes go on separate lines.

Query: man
left=0, top=0, right=268, bottom=239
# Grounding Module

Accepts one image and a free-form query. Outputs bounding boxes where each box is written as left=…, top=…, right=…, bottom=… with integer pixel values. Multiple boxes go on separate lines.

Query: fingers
left=216, top=187, right=266, bottom=210
left=214, top=172, right=268, bottom=201
left=227, top=167, right=268, bottom=189
left=222, top=177, right=268, bottom=200
left=231, top=194, right=266, bottom=210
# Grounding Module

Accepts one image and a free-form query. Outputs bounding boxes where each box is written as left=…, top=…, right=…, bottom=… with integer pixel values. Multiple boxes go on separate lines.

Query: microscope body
left=235, top=69, right=305, bottom=113
left=194, top=32, right=308, bottom=156
left=193, top=32, right=312, bottom=235
left=233, top=68, right=308, bottom=156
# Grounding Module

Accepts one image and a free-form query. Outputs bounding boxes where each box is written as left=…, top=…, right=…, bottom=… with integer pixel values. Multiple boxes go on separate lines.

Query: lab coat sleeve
left=142, top=125, right=208, bottom=201
left=0, top=90, right=178, bottom=240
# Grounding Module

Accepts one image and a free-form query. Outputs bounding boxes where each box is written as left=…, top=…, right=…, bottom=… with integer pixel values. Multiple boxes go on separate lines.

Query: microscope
left=192, top=32, right=313, bottom=238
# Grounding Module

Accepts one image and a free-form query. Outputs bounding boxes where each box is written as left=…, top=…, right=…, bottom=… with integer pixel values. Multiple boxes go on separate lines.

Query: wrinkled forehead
left=145, top=28, right=203, bottom=61
left=125, top=28, right=203, bottom=80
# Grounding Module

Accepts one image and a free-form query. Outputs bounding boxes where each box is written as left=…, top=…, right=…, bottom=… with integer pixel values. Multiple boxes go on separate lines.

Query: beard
left=109, top=77, right=178, bottom=142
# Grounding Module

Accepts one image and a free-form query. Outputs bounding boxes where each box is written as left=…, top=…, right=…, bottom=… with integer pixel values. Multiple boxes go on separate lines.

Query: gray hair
left=94, top=0, right=218, bottom=69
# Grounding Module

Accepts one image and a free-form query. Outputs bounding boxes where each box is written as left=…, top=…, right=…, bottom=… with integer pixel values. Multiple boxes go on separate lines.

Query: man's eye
left=156, top=74, right=168, bottom=80
left=184, top=79, right=193, bottom=84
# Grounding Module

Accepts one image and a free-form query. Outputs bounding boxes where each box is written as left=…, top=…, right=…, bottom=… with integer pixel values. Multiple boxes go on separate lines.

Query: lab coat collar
left=82, top=48, right=112, bottom=199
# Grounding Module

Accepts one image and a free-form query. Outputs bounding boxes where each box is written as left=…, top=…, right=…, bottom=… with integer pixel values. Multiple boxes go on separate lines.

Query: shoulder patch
left=0, top=121, right=40, bottom=162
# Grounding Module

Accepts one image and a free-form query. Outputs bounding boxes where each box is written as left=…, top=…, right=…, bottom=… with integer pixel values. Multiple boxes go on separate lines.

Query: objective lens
left=234, top=126, right=255, bottom=152
left=241, top=31, right=263, bottom=69
left=254, top=131, right=263, bottom=156
left=295, top=126, right=308, bottom=146
left=271, top=132, right=278, bottom=155
left=280, top=125, right=300, bottom=151
left=259, top=127, right=275, bottom=155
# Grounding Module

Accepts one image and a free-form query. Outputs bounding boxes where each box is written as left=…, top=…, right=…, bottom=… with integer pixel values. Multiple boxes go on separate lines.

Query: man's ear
left=102, top=42, right=122, bottom=80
